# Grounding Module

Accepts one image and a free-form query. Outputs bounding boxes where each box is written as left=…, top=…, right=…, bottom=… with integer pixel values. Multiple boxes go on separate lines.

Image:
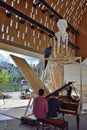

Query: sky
left=0, top=49, right=39, bottom=66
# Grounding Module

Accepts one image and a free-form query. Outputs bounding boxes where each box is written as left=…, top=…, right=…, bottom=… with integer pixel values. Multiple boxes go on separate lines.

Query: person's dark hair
left=53, top=92, right=59, bottom=97
left=38, top=88, right=44, bottom=96
left=49, top=46, right=52, bottom=49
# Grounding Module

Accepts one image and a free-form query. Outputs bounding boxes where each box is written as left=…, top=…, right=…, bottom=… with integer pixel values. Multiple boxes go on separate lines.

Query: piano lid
left=46, top=81, right=73, bottom=98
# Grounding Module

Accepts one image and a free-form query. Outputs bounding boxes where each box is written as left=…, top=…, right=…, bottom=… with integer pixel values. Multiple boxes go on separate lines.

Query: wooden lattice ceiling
left=0, top=0, right=87, bottom=60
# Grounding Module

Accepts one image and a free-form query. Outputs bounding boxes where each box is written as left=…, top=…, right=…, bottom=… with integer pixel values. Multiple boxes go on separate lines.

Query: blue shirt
left=44, top=47, right=52, bottom=57
left=47, top=98, right=60, bottom=118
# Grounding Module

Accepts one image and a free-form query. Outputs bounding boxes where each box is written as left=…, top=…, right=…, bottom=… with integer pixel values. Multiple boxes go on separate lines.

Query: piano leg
left=76, top=115, right=80, bottom=130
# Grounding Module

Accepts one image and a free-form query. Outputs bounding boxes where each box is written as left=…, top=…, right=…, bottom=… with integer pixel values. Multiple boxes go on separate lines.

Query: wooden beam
left=0, top=0, right=79, bottom=50
left=0, top=0, right=54, bottom=36
left=10, top=54, right=48, bottom=95
left=39, top=0, right=79, bottom=35
left=69, top=41, right=79, bottom=50
left=0, top=38, right=43, bottom=59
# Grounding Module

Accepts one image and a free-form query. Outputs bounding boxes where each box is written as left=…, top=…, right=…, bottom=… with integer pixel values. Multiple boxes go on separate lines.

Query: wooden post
left=53, top=37, right=57, bottom=58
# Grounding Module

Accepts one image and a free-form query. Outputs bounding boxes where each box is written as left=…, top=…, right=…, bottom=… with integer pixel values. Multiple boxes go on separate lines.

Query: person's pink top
left=33, top=96, right=48, bottom=118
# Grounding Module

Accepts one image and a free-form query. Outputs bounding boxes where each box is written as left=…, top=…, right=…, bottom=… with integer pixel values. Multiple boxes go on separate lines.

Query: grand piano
left=46, top=82, right=82, bottom=130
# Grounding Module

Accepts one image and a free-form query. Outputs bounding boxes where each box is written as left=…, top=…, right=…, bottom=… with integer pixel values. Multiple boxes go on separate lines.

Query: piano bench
left=37, top=117, right=68, bottom=130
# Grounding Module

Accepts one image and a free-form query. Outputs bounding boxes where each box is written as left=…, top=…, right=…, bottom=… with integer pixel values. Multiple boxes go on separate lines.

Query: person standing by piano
left=44, top=46, right=52, bottom=69
left=66, top=85, right=72, bottom=97
left=47, top=92, right=62, bottom=119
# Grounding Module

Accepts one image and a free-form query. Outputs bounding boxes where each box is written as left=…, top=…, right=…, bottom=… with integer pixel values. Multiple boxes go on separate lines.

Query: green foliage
left=0, top=70, right=10, bottom=90
left=16, top=75, right=23, bottom=83
left=2, top=85, right=21, bottom=91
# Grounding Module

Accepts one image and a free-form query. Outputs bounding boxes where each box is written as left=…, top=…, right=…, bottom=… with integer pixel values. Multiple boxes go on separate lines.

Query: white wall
left=64, top=64, right=87, bottom=86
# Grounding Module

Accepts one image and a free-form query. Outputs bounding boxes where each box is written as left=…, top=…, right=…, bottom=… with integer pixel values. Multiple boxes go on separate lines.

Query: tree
left=0, top=70, right=10, bottom=90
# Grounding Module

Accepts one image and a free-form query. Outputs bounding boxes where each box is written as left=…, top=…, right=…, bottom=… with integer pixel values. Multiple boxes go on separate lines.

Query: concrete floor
left=0, top=92, right=87, bottom=130
left=0, top=118, right=36, bottom=130
left=0, top=113, right=87, bottom=130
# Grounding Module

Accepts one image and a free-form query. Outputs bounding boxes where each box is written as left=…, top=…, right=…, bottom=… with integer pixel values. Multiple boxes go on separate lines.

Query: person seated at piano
left=47, top=92, right=62, bottom=119
left=33, top=88, right=48, bottom=119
